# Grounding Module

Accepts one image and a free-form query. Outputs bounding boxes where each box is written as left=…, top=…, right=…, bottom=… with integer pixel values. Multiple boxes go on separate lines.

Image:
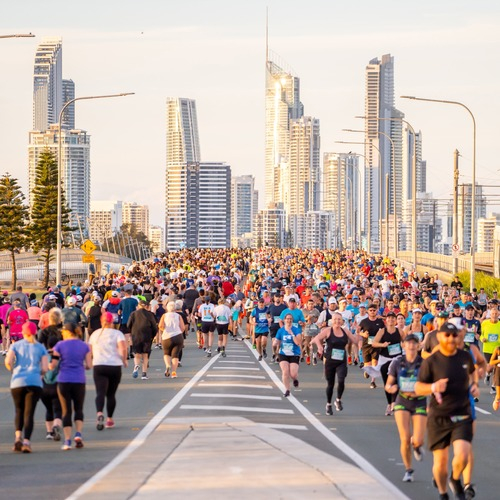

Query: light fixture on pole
left=401, top=95, right=477, bottom=290
left=56, top=92, right=135, bottom=285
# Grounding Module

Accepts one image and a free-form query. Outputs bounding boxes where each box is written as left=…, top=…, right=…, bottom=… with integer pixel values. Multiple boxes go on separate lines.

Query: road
left=0, top=333, right=498, bottom=499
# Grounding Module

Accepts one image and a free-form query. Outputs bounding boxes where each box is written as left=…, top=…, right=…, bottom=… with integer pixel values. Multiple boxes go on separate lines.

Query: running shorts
left=362, top=345, right=379, bottom=363
left=201, top=321, right=215, bottom=334
left=162, top=335, right=184, bottom=358
left=427, top=415, right=473, bottom=451
left=278, top=354, right=300, bottom=364
left=393, top=395, right=427, bottom=416
left=216, top=323, right=229, bottom=335
left=133, top=340, right=152, bottom=355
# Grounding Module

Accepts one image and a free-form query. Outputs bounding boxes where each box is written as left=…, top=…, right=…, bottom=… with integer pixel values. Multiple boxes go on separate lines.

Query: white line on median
left=66, top=354, right=221, bottom=500
left=180, top=404, right=293, bottom=414
left=218, top=360, right=255, bottom=364
left=213, top=366, right=260, bottom=371
left=190, top=393, right=282, bottom=401
left=206, top=374, right=266, bottom=379
left=199, top=383, right=274, bottom=389
left=262, top=423, right=308, bottom=431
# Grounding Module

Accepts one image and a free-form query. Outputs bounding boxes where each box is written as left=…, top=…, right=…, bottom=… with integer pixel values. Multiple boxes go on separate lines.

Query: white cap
left=328, top=297, right=337, bottom=305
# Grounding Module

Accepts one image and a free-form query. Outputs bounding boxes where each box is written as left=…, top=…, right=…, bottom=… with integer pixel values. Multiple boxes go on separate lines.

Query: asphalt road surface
left=0, top=332, right=498, bottom=499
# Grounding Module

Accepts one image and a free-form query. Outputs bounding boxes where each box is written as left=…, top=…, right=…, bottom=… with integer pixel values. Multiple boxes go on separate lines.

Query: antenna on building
left=266, top=6, right=269, bottom=63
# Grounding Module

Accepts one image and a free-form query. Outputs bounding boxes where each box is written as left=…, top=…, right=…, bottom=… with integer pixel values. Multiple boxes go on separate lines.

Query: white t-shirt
left=89, top=328, right=125, bottom=366
left=214, top=304, right=231, bottom=324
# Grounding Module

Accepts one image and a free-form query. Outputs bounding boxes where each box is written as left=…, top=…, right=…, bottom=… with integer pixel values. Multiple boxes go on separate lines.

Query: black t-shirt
left=269, top=281, right=283, bottom=297
left=268, top=303, right=287, bottom=329
left=418, top=349, right=474, bottom=417
left=359, top=317, right=385, bottom=347
left=183, top=288, right=199, bottom=310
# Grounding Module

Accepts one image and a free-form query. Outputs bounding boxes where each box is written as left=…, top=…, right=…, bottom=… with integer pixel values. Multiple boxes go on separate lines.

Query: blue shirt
left=54, top=339, right=89, bottom=384
left=280, top=308, right=306, bottom=333
left=118, top=297, right=138, bottom=324
left=10, top=340, right=47, bottom=389
left=276, top=326, right=301, bottom=356
left=251, top=306, right=269, bottom=333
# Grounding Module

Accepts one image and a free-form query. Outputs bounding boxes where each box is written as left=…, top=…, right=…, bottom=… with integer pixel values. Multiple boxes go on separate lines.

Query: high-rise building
left=364, top=54, right=404, bottom=252
left=231, top=175, right=258, bottom=245
left=165, top=97, right=201, bottom=250
left=61, top=79, right=75, bottom=129
left=305, top=211, right=335, bottom=249
left=33, top=37, right=63, bottom=131
left=403, top=193, right=442, bottom=252
left=89, top=200, right=123, bottom=244
left=122, top=202, right=149, bottom=236
left=253, top=203, right=286, bottom=248
left=149, top=225, right=166, bottom=253
left=265, top=50, right=303, bottom=207
left=323, top=153, right=360, bottom=249
left=198, top=162, right=231, bottom=249
left=458, top=184, right=487, bottom=253
left=28, top=125, right=90, bottom=222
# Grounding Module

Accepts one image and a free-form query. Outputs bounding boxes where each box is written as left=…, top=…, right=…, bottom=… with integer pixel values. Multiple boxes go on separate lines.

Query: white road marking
left=218, top=360, right=255, bottom=364
left=66, top=355, right=221, bottom=500
left=221, top=355, right=251, bottom=358
left=190, top=393, right=282, bottom=401
left=213, top=366, right=260, bottom=371
left=476, top=407, right=492, bottom=415
left=262, top=423, right=308, bottom=431
left=199, top=383, right=274, bottom=389
left=247, top=341, right=411, bottom=500
left=180, top=404, right=293, bottom=414
left=206, top=374, right=266, bottom=379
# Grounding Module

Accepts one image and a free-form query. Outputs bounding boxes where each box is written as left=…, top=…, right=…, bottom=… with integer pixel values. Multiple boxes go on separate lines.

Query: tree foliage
left=0, top=173, right=28, bottom=289
left=102, top=223, right=152, bottom=260
left=27, top=149, right=71, bottom=287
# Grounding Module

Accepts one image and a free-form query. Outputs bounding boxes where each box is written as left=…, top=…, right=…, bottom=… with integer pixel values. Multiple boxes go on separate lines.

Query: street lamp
left=56, top=92, right=135, bottom=285
left=0, top=33, right=35, bottom=39
left=401, top=95, right=477, bottom=290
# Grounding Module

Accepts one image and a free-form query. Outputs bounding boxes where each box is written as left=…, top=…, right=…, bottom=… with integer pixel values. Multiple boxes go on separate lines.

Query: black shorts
left=216, top=323, right=229, bottom=335
left=278, top=354, right=300, bottom=364
left=201, top=321, right=215, bottom=334
left=270, top=327, right=279, bottom=339
left=427, top=415, right=474, bottom=451
left=133, top=340, right=152, bottom=355
left=362, top=345, right=379, bottom=363
left=255, top=330, right=269, bottom=338
left=120, top=323, right=131, bottom=334
left=162, top=335, right=184, bottom=358
left=393, top=395, right=427, bottom=416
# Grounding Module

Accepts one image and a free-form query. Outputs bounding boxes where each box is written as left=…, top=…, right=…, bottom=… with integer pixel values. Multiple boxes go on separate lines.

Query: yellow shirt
left=480, top=319, right=500, bottom=354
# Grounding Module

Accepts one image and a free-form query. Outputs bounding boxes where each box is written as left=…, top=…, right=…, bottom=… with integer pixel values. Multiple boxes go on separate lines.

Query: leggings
left=325, top=362, right=348, bottom=403
left=41, top=382, right=62, bottom=421
left=380, top=361, right=395, bottom=405
left=93, top=365, right=122, bottom=417
left=11, top=386, right=42, bottom=440
left=57, top=382, right=86, bottom=427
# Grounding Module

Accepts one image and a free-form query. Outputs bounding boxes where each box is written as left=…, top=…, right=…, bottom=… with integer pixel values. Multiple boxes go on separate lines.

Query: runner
left=274, top=313, right=302, bottom=397
left=158, top=301, right=185, bottom=378
left=214, top=298, right=231, bottom=357
left=479, top=305, right=500, bottom=395
left=198, top=295, right=216, bottom=357
left=267, top=294, right=287, bottom=362
left=359, top=303, right=385, bottom=389
left=385, top=334, right=427, bottom=482
left=251, top=297, right=270, bottom=361
left=312, top=312, right=357, bottom=414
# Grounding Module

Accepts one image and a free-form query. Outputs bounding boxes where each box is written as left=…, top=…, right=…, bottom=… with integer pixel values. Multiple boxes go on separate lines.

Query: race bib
left=331, top=349, right=345, bottom=361
left=259, top=313, right=267, bottom=321
left=464, top=332, right=475, bottom=344
left=367, top=336, right=375, bottom=345
left=388, top=343, right=402, bottom=356
left=292, top=322, right=299, bottom=328
left=217, top=315, right=227, bottom=322
left=273, top=316, right=281, bottom=323
left=309, top=324, right=320, bottom=335
left=488, top=334, right=498, bottom=343
left=282, top=341, right=295, bottom=356
left=399, top=375, right=416, bottom=393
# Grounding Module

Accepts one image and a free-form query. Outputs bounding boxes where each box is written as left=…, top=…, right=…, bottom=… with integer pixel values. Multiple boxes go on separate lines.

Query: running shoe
left=334, top=399, right=343, bottom=412
left=448, top=476, right=465, bottom=498
left=74, top=433, right=84, bottom=449
left=493, top=399, right=499, bottom=411
left=370, top=381, right=377, bottom=389
left=62, top=440, right=72, bottom=451
left=141, top=373, right=149, bottom=380
left=464, top=483, right=476, bottom=499
left=12, top=440, right=22, bottom=452
left=132, top=365, right=140, bottom=379
left=46, top=432, right=54, bottom=440
left=283, top=390, right=290, bottom=397
left=300, top=357, right=304, bottom=363
left=96, top=414, right=105, bottom=431
left=359, top=362, right=364, bottom=368
left=252, top=343, right=256, bottom=349
left=178, top=361, right=182, bottom=367
left=217, top=347, right=221, bottom=353
left=171, top=371, right=177, bottom=378
left=206, top=350, right=212, bottom=357
left=258, top=355, right=263, bottom=361
left=306, top=356, right=311, bottom=365
left=293, top=379, right=299, bottom=388
left=490, top=387, right=496, bottom=395
left=221, top=350, right=227, bottom=358
left=413, top=444, right=424, bottom=462
left=52, top=425, right=62, bottom=441
left=347, top=355, right=352, bottom=365
left=385, top=404, right=393, bottom=416
left=313, top=355, right=317, bottom=366
left=363, top=371, right=370, bottom=379
left=326, top=404, right=333, bottom=415
left=272, top=354, right=276, bottom=363
left=22, top=442, right=32, bottom=453
left=263, top=349, right=267, bottom=358
left=402, top=469, right=414, bottom=482
left=165, top=367, right=170, bottom=377
left=105, top=419, right=115, bottom=429
left=485, top=374, right=490, bottom=384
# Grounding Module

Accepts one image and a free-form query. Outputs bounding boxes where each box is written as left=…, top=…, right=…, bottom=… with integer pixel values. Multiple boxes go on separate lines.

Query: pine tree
left=0, top=173, right=29, bottom=289
left=27, top=149, right=71, bottom=287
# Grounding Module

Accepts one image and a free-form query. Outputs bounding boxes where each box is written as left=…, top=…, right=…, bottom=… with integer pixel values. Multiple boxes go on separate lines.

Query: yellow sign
left=82, top=255, right=96, bottom=264
left=80, top=239, right=97, bottom=255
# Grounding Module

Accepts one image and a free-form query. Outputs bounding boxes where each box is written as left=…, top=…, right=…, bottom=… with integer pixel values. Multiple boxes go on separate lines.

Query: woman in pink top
left=7, top=300, right=29, bottom=343
left=28, top=297, right=42, bottom=328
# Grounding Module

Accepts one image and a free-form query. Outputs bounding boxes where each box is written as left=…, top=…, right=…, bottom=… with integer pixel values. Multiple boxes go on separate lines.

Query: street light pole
left=401, top=95, right=477, bottom=290
left=0, top=33, right=35, bottom=39
left=56, top=92, right=135, bottom=285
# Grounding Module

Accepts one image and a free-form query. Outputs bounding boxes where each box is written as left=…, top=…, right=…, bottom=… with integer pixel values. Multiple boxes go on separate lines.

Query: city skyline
left=1, top=1, right=500, bottom=227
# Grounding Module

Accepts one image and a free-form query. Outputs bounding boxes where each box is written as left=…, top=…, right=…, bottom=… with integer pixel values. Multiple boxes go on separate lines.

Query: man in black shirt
left=359, top=304, right=385, bottom=389
left=416, top=322, right=479, bottom=500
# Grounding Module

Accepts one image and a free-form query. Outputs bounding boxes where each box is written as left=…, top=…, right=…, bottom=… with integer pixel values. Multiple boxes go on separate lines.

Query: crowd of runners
left=1, top=247, right=499, bottom=500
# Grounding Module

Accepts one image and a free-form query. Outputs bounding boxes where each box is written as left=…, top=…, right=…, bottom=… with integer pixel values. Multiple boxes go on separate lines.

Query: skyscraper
left=62, top=79, right=75, bottom=129
left=458, top=184, right=487, bottom=253
left=33, top=37, right=63, bottom=131
left=122, top=202, right=150, bottom=236
left=231, top=175, right=258, bottom=245
left=165, top=97, right=201, bottom=250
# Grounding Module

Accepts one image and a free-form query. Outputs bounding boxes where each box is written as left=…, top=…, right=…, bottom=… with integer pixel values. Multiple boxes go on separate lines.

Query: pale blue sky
left=1, top=0, right=499, bottom=226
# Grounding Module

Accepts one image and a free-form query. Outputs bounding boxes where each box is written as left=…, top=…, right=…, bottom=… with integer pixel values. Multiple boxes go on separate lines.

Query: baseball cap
left=359, top=302, right=368, bottom=308
left=66, top=296, right=76, bottom=306
left=404, top=333, right=420, bottom=343
left=438, top=322, right=460, bottom=335
left=435, top=303, right=445, bottom=311
left=453, top=303, right=461, bottom=308
left=111, top=291, right=119, bottom=298
left=465, top=304, right=474, bottom=311
left=412, top=308, right=422, bottom=313
left=288, top=297, right=296, bottom=302
left=352, top=296, right=360, bottom=301
left=448, top=317, right=465, bottom=329
left=367, top=304, right=377, bottom=310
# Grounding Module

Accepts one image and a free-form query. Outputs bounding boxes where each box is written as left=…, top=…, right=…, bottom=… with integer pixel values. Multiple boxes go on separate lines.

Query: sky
left=1, top=0, right=500, bottom=227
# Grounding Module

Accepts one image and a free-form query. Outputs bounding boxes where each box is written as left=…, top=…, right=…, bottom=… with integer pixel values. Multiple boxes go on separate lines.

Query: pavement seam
left=125, top=425, right=195, bottom=500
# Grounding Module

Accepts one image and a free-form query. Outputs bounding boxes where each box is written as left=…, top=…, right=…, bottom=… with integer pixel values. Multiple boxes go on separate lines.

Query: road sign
left=82, top=255, right=95, bottom=264
left=80, top=239, right=96, bottom=255
left=452, top=243, right=460, bottom=258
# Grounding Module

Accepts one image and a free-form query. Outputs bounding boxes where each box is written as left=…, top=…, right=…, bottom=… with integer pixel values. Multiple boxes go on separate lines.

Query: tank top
left=325, top=327, right=348, bottom=363
left=379, top=327, right=402, bottom=358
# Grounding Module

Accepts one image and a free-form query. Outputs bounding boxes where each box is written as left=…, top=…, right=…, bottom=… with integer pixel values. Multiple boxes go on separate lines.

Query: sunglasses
left=442, top=331, right=459, bottom=338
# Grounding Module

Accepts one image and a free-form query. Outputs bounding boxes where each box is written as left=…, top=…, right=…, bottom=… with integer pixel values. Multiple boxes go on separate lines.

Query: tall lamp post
left=401, top=95, right=477, bottom=290
left=0, top=33, right=35, bottom=39
left=56, top=92, right=135, bottom=285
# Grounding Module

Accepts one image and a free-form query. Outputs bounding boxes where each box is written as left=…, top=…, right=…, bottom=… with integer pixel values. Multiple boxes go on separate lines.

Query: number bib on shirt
left=399, top=375, right=417, bottom=393
left=388, top=343, right=402, bottom=356
left=367, top=336, right=375, bottom=345
left=273, top=316, right=281, bottom=323
left=464, top=332, right=475, bottom=344
left=488, top=334, right=498, bottom=343
left=331, top=349, right=345, bottom=361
